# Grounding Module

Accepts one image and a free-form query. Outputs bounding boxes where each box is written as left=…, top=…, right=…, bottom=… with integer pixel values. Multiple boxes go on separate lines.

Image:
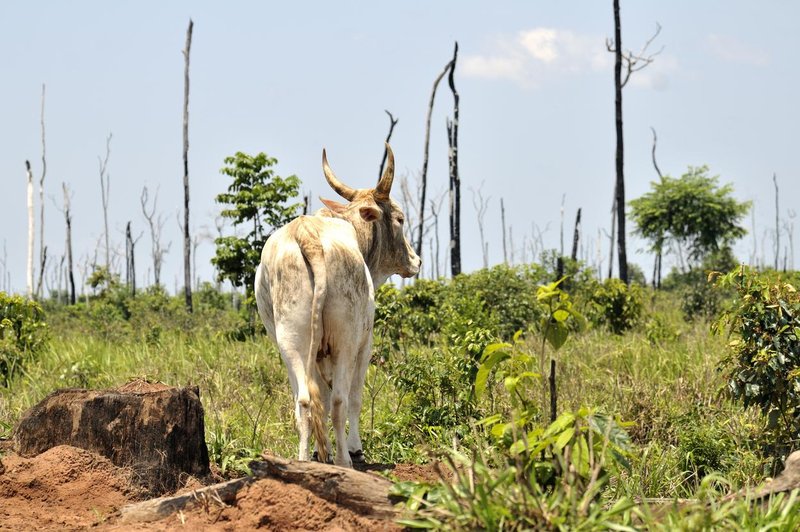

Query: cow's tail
left=294, top=220, right=329, bottom=463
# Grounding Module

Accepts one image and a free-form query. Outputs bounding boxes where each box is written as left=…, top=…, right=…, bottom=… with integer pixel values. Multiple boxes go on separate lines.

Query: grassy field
left=1, top=269, right=799, bottom=529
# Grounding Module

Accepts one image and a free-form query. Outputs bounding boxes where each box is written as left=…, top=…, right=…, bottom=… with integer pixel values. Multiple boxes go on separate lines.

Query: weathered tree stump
left=12, top=380, right=209, bottom=494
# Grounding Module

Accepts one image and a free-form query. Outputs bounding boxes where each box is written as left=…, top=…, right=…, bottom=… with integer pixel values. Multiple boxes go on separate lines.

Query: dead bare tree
left=98, top=133, right=112, bottom=273
left=774, top=173, right=780, bottom=270
left=378, top=111, right=398, bottom=180
left=25, top=160, right=35, bottom=298
left=62, top=183, right=76, bottom=304
left=124, top=222, right=143, bottom=297
left=557, top=194, right=566, bottom=279
left=501, top=198, right=508, bottom=264
left=192, top=226, right=214, bottom=290
left=399, top=175, right=424, bottom=251
left=182, top=18, right=194, bottom=312
left=141, top=186, right=171, bottom=288
left=607, top=205, right=615, bottom=280
left=446, top=42, right=461, bottom=277
left=650, top=127, right=664, bottom=287
left=470, top=183, right=490, bottom=268
left=750, top=206, right=757, bottom=266
left=0, top=240, right=7, bottom=293
left=607, top=1, right=662, bottom=284
left=650, top=126, right=664, bottom=179
left=784, top=210, right=796, bottom=272
left=428, top=192, right=446, bottom=279
left=416, top=56, right=455, bottom=260
left=509, top=226, right=515, bottom=266
left=36, top=84, right=48, bottom=299
left=571, top=208, right=582, bottom=262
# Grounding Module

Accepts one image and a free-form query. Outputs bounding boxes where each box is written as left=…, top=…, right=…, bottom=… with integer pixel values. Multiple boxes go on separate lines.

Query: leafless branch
left=607, top=22, right=663, bottom=88
left=378, top=110, right=398, bottom=181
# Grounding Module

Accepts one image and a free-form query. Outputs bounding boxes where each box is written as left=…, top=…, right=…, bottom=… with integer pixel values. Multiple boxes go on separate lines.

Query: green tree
left=212, top=152, right=301, bottom=296
left=629, top=166, right=750, bottom=279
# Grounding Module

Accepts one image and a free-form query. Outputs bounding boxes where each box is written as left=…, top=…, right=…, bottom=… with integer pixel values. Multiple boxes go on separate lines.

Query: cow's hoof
left=311, top=451, right=333, bottom=464
left=349, top=449, right=366, bottom=464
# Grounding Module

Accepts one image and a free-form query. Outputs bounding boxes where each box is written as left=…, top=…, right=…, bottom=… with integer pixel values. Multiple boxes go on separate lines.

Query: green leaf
left=554, top=426, right=575, bottom=450
left=543, top=411, right=576, bottom=439
left=544, top=322, right=569, bottom=351
left=475, top=349, right=511, bottom=397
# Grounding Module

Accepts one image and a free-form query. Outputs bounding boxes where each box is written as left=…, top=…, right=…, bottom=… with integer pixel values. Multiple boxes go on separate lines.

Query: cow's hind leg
left=275, top=328, right=314, bottom=461
left=331, top=346, right=358, bottom=468
left=346, top=336, right=372, bottom=464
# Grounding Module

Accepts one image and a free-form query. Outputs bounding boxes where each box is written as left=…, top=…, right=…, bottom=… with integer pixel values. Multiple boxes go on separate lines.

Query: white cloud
left=463, top=28, right=612, bottom=87
left=707, top=34, right=770, bottom=66
left=628, top=54, right=679, bottom=91
left=519, top=28, right=559, bottom=64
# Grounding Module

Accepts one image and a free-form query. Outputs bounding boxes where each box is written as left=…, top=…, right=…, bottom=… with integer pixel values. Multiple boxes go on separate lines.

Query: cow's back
left=255, top=216, right=374, bottom=349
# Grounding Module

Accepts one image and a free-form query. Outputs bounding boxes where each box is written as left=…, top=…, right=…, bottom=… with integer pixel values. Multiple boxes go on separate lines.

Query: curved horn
left=375, top=142, right=395, bottom=201
left=322, top=149, right=356, bottom=201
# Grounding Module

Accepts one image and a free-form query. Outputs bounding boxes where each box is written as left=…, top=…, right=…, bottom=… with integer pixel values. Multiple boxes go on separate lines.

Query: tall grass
left=0, top=274, right=792, bottom=528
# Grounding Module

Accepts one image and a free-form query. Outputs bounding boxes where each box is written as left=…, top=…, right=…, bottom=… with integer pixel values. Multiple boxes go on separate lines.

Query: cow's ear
left=320, top=197, right=347, bottom=214
left=359, top=203, right=381, bottom=222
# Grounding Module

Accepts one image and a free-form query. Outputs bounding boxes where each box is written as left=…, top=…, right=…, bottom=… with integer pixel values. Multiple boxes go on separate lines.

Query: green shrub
left=586, top=278, right=643, bottom=334
left=0, top=293, right=48, bottom=385
left=713, top=266, right=800, bottom=471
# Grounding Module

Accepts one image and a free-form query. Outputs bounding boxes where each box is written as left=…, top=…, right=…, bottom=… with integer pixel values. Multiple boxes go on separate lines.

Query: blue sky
left=1, top=1, right=797, bottom=294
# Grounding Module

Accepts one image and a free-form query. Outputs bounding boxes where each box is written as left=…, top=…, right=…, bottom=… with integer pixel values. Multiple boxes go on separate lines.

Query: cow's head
left=319, top=144, right=421, bottom=284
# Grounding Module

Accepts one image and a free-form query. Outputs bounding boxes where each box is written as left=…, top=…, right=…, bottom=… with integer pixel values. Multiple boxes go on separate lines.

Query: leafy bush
left=713, top=266, right=800, bottom=470
left=402, top=282, right=631, bottom=529
left=0, top=293, right=48, bottom=385
left=586, top=278, right=643, bottom=334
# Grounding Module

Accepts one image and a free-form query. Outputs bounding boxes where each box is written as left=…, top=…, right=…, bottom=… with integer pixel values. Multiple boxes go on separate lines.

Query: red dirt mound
left=0, top=441, right=436, bottom=530
left=0, top=445, right=143, bottom=530
left=134, top=477, right=400, bottom=531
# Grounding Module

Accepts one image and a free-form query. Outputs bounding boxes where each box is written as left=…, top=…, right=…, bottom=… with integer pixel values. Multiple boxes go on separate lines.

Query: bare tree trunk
left=416, top=58, right=454, bottom=259
left=549, top=359, right=557, bottom=423
left=36, top=84, right=47, bottom=299
left=608, top=197, right=616, bottom=280
left=650, top=126, right=663, bottom=180
left=63, top=183, right=76, bottom=305
left=182, top=19, right=194, bottom=312
left=509, top=226, right=515, bottom=266
left=378, top=110, right=398, bottom=180
left=774, top=173, right=779, bottom=270
left=141, top=187, right=170, bottom=288
left=501, top=198, right=508, bottom=264
left=125, top=222, right=136, bottom=297
left=98, top=134, right=112, bottom=272
left=192, top=233, right=201, bottom=291
left=607, top=5, right=661, bottom=283
left=571, top=208, right=582, bottom=262
left=785, top=210, right=796, bottom=271
left=446, top=42, right=461, bottom=277
left=471, top=183, right=490, bottom=269
left=612, top=0, right=629, bottom=284
left=560, top=194, right=566, bottom=258
left=26, top=161, right=35, bottom=298
left=751, top=206, right=757, bottom=266
left=431, top=198, right=442, bottom=279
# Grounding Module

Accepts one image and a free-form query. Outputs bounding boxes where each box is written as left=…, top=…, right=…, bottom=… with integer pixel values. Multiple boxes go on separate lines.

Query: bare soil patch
left=0, top=443, right=435, bottom=530
left=0, top=445, right=143, bottom=530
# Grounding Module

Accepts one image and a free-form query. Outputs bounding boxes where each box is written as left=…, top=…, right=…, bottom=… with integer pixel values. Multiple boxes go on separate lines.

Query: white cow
left=254, top=144, right=420, bottom=467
